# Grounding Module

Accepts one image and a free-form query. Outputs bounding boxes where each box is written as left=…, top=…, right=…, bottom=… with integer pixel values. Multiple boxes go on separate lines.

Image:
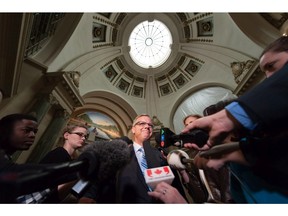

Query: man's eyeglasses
left=134, top=121, right=154, bottom=129
left=70, top=132, right=89, bottom=139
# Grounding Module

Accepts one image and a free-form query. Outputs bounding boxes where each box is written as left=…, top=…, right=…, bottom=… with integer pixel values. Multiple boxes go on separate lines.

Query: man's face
left=10, top=119, right=38, bottom=151
left=132, top=116, right=153, bottom=143
left=260, top=51, right=288, bottom=78
left=184, top=116, right=199, bottom=127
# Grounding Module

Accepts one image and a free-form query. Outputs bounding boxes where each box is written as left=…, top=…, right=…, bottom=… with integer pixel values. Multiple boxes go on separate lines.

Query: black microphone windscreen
left=118, top=136, right=133, bottom=145
left=78, top=139, right=130, bottom=183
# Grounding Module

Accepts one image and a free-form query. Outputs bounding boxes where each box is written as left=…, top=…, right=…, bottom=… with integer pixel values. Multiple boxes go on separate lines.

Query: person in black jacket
left=39, top=123, right=89, bottom=203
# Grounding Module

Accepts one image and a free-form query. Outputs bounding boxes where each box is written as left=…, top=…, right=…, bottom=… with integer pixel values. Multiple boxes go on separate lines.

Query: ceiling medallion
left=128, top=20, right=172, bottom=69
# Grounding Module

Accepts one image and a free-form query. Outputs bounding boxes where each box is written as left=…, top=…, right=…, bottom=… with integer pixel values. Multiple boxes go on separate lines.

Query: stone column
left=30, top=93, right=59, bottom=123
left=26, top=109, right=69, bottom=163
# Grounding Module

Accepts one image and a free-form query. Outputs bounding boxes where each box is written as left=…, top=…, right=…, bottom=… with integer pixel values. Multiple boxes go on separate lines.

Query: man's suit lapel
left=130, top=145, right=150, bottom=190
left=143, top=140, right=161, bottom=168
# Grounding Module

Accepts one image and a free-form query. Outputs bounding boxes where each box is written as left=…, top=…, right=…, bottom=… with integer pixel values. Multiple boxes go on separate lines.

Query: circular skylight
left=128, top=20, right=172, bottom=69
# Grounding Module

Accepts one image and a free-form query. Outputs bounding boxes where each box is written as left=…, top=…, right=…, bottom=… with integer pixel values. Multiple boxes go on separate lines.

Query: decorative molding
left=260, top=13, right=288, bottom=30
left=116, top=78, right=130, bottom=93
left=98, top=13, right=111, bottom=19
left=48, top=93, right=59, bottom=106
left=197, top=17, right=213, bottom=37
left=93, top=15, right=118, bottom=28
left=54, top=108, right=70, bottom=119
left=103, top=65, right=118, bottom=82
left=184, top=53, right=205, bottom=64
left=173, top=74, right=188, bottom=89
left=185, top=13, right=213, bottom=25
left=159, top=83, right=173, bottom=96
left=45, top=72, right=84, bottom=111
left=92, top=22, right=106, bottom=43
left=186, top=38, right=213, bottom=43
left=233, top=65, right=266, bottom=96
left=131, top=85, right=143, bottom=98
left=100, top=57, right=118, bottom=70
left=115, top=13, right=127, bottom=26
left=176, top=13, right=188, bottom=23
left=66, top=71, right=81, bottom=87
left=231, top=60, right=255, bottom=84
left=185, top=60, right=202, bottom=76
left=152, top=115, right=164, bottom=129
left=92, top=42, right=114, bottom=49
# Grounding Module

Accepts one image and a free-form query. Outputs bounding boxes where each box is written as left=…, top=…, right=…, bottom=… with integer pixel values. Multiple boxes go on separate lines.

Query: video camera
left=155, top=127, right=209, bottom=149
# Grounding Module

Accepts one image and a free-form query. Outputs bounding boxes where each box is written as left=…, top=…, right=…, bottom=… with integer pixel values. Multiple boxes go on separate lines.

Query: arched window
left=173, top=86, right=237, bottom=134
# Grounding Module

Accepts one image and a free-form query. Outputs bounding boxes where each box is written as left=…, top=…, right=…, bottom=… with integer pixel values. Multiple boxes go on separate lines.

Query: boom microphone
left=78, top=139, right=131, bottom=184
left=72, top=139, right=131, bottom=197
left=0, top=139, right=130, bottom=203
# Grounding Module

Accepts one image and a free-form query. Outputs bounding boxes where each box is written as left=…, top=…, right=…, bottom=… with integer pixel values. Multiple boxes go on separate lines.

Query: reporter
left=39, top=123, right=89, bottom=203
left=0, top=113, right=38, bottom=171
left=182, top=36, right=288, bottom=149
left=182, top=36, right=288, bottom=203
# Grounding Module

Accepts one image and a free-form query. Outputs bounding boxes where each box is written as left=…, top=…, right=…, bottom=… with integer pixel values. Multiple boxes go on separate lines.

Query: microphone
left=78, top=139, right=131, bottom=183
left=155, top=127, right=209, bottom=149
left=143, top=166, right=175, bottom=190
left=166, top=149, right=193, bottom=170
left=0, top=139, right=130, bottom=202
left=71, top=139, right=131, bottom=197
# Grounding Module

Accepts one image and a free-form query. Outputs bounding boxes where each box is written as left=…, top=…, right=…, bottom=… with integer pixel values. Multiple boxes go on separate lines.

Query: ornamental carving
left=67, top=71, right=81, bottom=88
left=231, top=60, right=255, bottom=84
left=152, top=115, right=163, bottom=129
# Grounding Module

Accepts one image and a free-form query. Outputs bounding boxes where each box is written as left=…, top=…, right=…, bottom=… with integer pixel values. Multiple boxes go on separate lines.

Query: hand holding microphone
left=0, top=139, right=131, bottom=202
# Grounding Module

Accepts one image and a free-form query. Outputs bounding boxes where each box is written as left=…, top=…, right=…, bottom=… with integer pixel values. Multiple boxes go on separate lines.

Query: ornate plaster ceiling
left=25, top=12, right=288, bottom=128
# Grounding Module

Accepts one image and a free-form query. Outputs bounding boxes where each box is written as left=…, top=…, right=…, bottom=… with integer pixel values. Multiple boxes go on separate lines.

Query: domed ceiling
left=29, top=12, right=288, bottom=130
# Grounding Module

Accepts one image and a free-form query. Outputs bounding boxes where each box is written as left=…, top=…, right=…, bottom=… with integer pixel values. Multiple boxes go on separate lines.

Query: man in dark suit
left=116, top=114, right=187, bottom=203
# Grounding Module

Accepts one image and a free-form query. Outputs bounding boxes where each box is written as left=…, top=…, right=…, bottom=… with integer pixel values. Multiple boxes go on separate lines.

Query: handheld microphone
left=167, top=149, right=193, bottom=170
left=143, top=166, right=175, bottom=190
left=155, top=127, right=209, bottom=149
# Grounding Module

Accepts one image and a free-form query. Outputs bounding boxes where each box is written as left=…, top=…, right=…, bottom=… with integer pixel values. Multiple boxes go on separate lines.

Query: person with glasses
left=37, top=123, right=89, bottom=203
left=116, top=114, right=187, bottom=203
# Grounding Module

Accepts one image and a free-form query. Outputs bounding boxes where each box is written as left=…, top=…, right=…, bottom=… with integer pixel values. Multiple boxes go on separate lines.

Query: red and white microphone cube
left=144, top=165, right=175, bottom=190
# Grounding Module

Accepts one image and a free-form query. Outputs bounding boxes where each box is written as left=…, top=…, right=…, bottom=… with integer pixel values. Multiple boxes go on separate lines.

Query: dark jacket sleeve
left=235, top=63, right=288, bottom=189
left=237, top=62, right=288, bottom=134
